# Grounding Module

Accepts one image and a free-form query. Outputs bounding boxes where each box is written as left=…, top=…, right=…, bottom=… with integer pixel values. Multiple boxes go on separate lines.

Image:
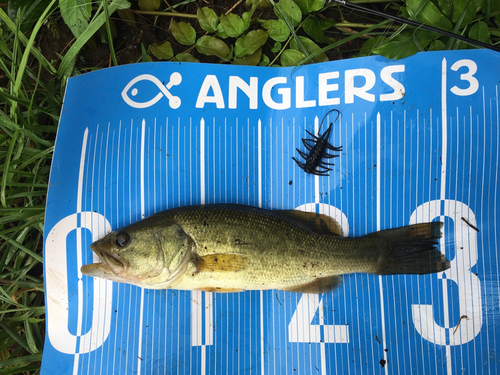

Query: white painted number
left=288, top=200, right=483, bottom=347
left=289, top=294, right=349, bottom=343
left=45, top=212, right=113, bottom=354
left=450, top=59, right=479, bottom=96
left=410, top=200, right=482, bottom=345
left=288, top=204, right=350, bottom=344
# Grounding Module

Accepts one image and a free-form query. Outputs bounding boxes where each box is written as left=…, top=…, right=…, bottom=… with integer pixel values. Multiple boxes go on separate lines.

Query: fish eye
left=114, top=232, right=130, bottom=248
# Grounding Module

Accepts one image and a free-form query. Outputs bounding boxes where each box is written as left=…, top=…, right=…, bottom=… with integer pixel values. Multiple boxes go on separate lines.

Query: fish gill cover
left=43, top=49, right=500, bottom=374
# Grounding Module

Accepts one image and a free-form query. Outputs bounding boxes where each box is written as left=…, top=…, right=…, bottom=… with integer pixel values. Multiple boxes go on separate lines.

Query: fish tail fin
left=370, top=222, right=450, bottom=275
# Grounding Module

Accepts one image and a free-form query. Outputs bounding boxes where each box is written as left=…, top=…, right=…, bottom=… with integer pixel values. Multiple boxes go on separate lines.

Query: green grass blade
left=0, top=9, right=56, bottom=75
left=11, top=0, right=58, bottom=116
left=0, top=321, right=31, bottom=354
left=295, top=19, right=391, bottom=67
left=0, top=235, right=43, bottom=263
left=0, top=353, right=43, bottom=369
left=58, top=0, right=131, bottom=79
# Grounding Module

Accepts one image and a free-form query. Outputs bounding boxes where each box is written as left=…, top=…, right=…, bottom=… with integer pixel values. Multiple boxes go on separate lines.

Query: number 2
left=288, top=204, right=350, bottom=344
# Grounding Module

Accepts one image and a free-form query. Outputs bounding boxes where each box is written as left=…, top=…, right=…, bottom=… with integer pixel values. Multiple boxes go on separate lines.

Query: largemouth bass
left=81, top=204, right=450, bottom=293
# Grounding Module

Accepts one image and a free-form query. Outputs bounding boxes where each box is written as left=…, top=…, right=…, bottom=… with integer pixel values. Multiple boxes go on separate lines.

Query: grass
left=0, top=0, right=498, bottom=373
left=0, top=2, right=60, bottom=373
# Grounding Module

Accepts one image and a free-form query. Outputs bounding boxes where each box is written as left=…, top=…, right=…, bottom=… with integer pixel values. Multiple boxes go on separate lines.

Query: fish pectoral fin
left=194, top=254, right=248, bottom=273
left=197, top=287, right=245, bottom=293
left=277, top=210, right=343, bottom=236
left=281, top=275, right=342, bottom=294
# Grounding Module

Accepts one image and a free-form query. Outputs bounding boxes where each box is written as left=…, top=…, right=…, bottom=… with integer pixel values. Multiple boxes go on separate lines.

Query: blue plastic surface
left=43, top=50, right=500, bottom=374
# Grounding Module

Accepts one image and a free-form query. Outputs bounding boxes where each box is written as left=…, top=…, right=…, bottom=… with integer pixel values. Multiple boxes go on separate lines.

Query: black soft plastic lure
left=292, top=109, right=342, bottom=177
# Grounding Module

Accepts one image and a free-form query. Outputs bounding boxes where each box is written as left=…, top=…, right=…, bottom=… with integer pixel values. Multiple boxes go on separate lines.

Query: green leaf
left=117, top=8, right=136, bottom=28
left=197, top=7, right=219, bottom=33
left=290, top=36, right=327, bottom=62
left=219, top=13, right=245, bottom=38
left=216, top=23, right=229, bottom=39
left=242, top=3, right=257, bottom=30
left=234, top=29, right=269, bottom=57
left=59, top=0, right=91, bottom=38
left=8, top=0, right=54, bottom=32
left=263, top=19, right=290, bottom=42
left=140, top=43, right=149, bottom=62
left=436, top=0, right=476, bottom=24
left=171, top=20, right=196, bottom=46
left=271, top=41, right=282, bottom=52
left=405, top=0, right=453, bottom=31
left=281, top=49, right=306, bottom=66
left=373, top=30, right=435, bottom=59
left=173, top=52, right=200, bottom=63
left=242, top=11, right=252, bottom=30
left=77, top=0, right=92, bottom=18
left=246, top=0, right=271, bottom=8
left=259, top=53, right=270, bottom=66
left=150, top=41, right=174, bottom=60
left=138, top=0, right=160, bottom=11
left=428, top=39, right=446, bottom=50
left=359, top=36, right=387, bottom=56
left=468, top=21, right=491, bottom=44
left=295, top=0, right=324, bottom=15
left=274, top=0, right=302, bottom=27
left=195, top=36, right=230, bottom=58
left=374, top=37, right=418, bottom=59
left=303, top=18, right=334, bottom=44
left=233, top=47, right=262, bottom=65
left=314, top=15, right=336, bottom=30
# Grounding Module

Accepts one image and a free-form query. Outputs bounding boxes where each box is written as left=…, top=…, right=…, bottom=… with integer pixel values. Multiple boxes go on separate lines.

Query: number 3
left=410, top=200, right=482, bottom=345
left=450, top=59, right=479, bottom=96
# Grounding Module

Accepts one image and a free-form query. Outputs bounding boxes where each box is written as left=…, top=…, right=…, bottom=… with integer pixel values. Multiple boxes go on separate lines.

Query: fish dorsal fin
left=281, top=275, right=343, bottom=294
left=277, top=210, right=342, bottom=236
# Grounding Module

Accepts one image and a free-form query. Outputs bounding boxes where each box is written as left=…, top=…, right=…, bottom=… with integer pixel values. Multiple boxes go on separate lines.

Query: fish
left=81, top=204, right=450, bottom=294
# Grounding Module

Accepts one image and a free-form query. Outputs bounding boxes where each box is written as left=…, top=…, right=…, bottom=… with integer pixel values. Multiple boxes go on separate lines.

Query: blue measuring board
left=42, top=50, right=500, bottom=374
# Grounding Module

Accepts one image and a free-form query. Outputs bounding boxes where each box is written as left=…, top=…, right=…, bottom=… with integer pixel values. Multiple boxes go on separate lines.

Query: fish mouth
left=82, top=242, right=127, bottom=277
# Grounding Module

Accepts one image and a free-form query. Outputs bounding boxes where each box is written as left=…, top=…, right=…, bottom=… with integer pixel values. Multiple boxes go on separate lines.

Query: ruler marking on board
left=137, top=119, right=146, bottom=375
left=494, top=86, right=500, bottom=375
left=112, top=124, right=121, bottom=375
left=258, top=119, right=265, bottom=375
left=376, top=112, right=389, bottom=375
left=481, top=86, right=491, bottom=375
left=89, top=129, right=100, bottom=375
left=313, top=115, right=326, bottom=374
left=100, top=124, right=111, bottom=375
left=441, top=58, right=452, bottom=375
left=73, top=128, right=89, bottom=375
left=151, top=124, right=156, bottom=375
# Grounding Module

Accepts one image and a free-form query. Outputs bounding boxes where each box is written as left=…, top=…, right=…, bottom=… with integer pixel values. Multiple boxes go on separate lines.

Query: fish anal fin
left=194, top=254, right=247, bottom=273
left=277, top=210, right=343, bottom=236
left=197, top=287, right=245, bottom=293
left=281, top=275, right=342, bottom=294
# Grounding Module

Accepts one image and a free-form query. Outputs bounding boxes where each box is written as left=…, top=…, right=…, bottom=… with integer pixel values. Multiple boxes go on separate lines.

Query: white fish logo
left=121, top=73, right=182, bottom=109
